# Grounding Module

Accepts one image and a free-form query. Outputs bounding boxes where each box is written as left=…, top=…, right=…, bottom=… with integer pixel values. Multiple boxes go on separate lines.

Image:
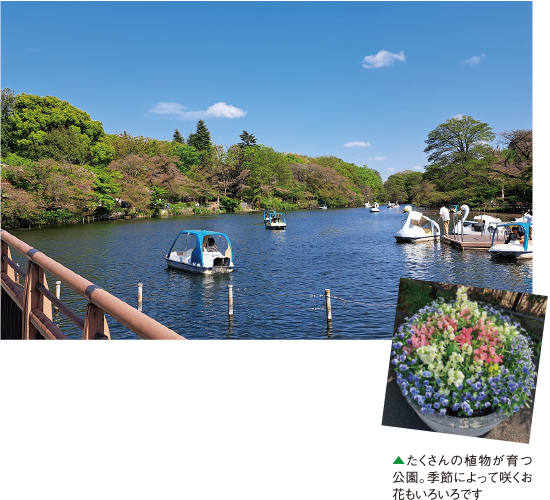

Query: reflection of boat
left=365, top=202, right=371, bottom=208
left=265, top=212, right=287, bottom=230
left=488, top=222, right=533, bottom=259
left=369, top=202, right=380, bottom=212
left=451, top=205, right=502, bottom=235
left=394, top=205, right=440, bottom=243
left=166, top=230, right=234, bottom=273
left=263, top=210, right=276, bottom=223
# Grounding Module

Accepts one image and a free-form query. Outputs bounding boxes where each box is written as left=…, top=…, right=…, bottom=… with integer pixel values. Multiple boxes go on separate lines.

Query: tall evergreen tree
left=238, top=130, right=257, bottom=148
left=187, top=120, right=212, bottom=152
left=173, top=128, right=184, bottom=144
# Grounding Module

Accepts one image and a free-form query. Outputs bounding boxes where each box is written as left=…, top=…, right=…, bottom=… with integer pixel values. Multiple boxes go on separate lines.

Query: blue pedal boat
left=165, top=230, right=234, bottom=273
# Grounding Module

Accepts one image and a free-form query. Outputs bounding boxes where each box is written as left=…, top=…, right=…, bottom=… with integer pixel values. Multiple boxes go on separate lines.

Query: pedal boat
left=394, top=205, right=441, bottom=243
left=488, top=222, right=533, bottom=259
left=265, top=212, right=287, bottom=230
left=165, top=230, right=234, bottom=273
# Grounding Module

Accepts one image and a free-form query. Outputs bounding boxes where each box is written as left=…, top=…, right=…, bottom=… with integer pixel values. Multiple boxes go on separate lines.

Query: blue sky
left=1, top=1, right=535, bottom=181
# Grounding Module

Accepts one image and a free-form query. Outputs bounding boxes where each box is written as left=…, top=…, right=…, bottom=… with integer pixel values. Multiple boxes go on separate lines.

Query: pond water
left=11, top=207, right=532, bottom=339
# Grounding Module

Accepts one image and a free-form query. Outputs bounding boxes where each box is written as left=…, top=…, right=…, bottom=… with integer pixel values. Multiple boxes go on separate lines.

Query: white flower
left=417, top=345, right=439, bottom=364
left=447, top=369, right=465, bottom=387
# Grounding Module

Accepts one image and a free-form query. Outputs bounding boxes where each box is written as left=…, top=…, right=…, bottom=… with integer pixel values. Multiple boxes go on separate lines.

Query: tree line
left=1, top=90, right=531, bottom=228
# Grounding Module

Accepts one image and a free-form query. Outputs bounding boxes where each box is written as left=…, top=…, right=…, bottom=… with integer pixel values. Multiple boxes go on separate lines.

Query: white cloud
left=204, top=102, right=247, bottom=119
left=452, top=114, right=465, bottom=119
left=387, top=167, right=395, bottom=172
left=413, top=166, right=423, bottom=171
left=373, top=156, right=386, bottom=161
left=343, top=141, right=371, bottom=148
left=149, top=101, right=246, bottom=120
left=362, top=50, right=405, bottom=68
left=462, top=53, right=486, bottom=66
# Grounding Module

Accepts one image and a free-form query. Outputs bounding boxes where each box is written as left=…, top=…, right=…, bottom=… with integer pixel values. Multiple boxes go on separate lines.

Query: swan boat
left=488, top=222, right=533, bottom=259
left=369, top=202, right=380, bottom=212
left=265, top=212, right=287, bottom=230
left=394, top=205, right=441, bottom=243
left=165, top=230, right=234, bottom=274
left=319, top=204, right=328, bottom=210
left=388, top=202, right=400, bottom=209
left=365, top=202, right=371, bottom=208
left=451, top=205, right=503, bottom=236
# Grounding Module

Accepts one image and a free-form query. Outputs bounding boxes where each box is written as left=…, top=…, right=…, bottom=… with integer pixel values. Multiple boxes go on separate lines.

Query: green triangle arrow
left=393, top=456, right=404, bottom=464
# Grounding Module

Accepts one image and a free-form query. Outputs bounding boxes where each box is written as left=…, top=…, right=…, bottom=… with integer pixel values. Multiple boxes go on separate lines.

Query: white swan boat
left=451, top=205, right=503, bottom=235
left=488, top=222, right=533, bottom=259
left=365, top=202, right=371, bottom=208
left=165, top=230, right=234, bottom=274
left=394, top=206, right=441, bottom=243
left=369, top=202, right=380, bottom=212
left=388, top=202, right=400, bottom=209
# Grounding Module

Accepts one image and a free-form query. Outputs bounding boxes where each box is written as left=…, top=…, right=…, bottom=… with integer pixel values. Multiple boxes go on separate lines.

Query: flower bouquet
left=391, top=287, right=536, bottom=419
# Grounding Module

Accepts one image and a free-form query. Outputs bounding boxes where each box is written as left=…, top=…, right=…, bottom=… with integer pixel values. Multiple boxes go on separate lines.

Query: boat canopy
left=490, top=222, right=532, bottom=252
left=266, top=212, right=286, bottom=222
left=167, top=230, right=233, bottom=267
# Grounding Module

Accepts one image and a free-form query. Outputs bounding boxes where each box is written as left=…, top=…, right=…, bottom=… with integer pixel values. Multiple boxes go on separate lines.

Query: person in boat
left=505, top=227, right=524, bottom=245
left=438, top=204, right=450, bottom=235
left=205, top=237, right=218, bottom=252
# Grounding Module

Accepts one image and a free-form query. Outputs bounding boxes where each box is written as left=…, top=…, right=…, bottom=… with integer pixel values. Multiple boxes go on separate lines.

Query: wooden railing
left=1, top=229, right=184, bottom=340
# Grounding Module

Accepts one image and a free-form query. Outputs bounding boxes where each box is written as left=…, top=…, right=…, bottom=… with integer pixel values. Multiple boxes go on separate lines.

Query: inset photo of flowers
left=381, top=279, right=546, bottom=443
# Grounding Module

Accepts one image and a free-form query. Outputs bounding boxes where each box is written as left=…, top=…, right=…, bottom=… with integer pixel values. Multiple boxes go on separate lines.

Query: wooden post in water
left=137, top=283, right=143, bottom=311
left=325, top=289, right=332, bottom=323
left=55, top=281, right=61, bottom=312
left=228, top=285, right=234, bottom=317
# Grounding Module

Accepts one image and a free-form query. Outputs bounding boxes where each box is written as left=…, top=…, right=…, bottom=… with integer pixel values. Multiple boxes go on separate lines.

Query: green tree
left=167, top=143, right=202, bottom=173
left=6, top=93, right=106, bottom=160
left=424, top=115, right=496, bottom=193
left=384, top=175, right=408, bottom=202
left=89, top=140, right=116, bottom=167
left=357, top=166, right=387, bottom=201
left=105, top=131, right=171, bottom=160
left=220, top=196, right=241, bottom=212
left=1, top=88, right=17, bottom=154
left=211, top=144, right=240, bottom=196
left=238, top=130, right=257, bottom=148
left=241, top=145, right=294, bottom=200
left=25, top=126, right=89, bottom=164
left=173, top=128, right=185, bottom=144
left=187, top=119, right=212, bottom=152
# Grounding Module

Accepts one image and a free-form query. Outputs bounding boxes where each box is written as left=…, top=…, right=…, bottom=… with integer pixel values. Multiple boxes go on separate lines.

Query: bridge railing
left=1, top=229, right=184, bottom=340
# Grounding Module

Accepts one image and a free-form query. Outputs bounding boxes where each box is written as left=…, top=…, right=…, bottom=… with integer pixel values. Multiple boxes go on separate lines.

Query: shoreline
left=3, top=203, right=529, bottom=231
